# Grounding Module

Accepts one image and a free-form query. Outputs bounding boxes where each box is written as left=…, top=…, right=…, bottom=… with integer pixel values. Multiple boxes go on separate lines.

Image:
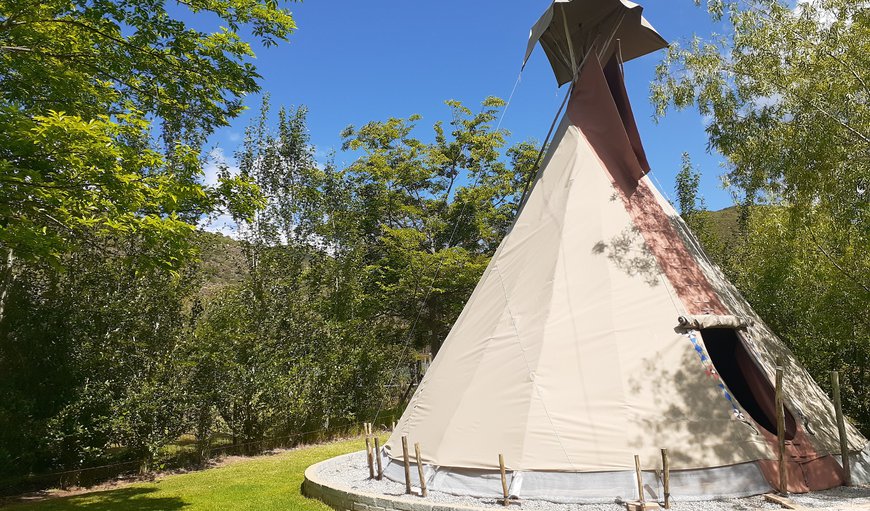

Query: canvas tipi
left=381, top=0, right=870, bottom=502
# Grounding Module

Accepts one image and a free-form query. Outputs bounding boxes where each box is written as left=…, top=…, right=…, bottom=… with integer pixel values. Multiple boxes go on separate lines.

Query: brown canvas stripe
left=567, top=55, right=726, bottom=316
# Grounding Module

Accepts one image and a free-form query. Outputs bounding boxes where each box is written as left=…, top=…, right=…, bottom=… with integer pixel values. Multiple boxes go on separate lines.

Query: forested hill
left=701, top=206, right=741, bottom=246
left=195, top=231, right=248, bottom=294
left=193, top=205, right=743, bottom=294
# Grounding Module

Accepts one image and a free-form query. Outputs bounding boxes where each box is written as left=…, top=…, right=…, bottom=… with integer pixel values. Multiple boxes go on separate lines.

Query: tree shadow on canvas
left=592, top=226, right=661, bottom=287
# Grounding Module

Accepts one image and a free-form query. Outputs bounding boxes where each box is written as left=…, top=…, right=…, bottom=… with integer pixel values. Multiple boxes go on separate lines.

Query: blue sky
left=202, top=0, right=736, bottom=223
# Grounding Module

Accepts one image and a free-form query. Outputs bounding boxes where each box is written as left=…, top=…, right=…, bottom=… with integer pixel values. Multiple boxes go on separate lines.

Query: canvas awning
left=523, top=0, right=668, bottom=85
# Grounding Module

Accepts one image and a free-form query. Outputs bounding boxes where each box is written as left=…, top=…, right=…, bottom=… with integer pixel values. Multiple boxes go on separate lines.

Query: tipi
left=382, top=0, right=870, bottom=502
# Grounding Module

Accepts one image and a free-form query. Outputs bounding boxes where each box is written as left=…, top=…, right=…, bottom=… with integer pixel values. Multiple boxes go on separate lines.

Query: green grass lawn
left=2, top=436, right=376, bottom=511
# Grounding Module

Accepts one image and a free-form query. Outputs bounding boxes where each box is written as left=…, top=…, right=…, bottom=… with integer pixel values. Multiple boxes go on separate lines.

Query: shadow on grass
left=29, top=487, right=187, bottom=510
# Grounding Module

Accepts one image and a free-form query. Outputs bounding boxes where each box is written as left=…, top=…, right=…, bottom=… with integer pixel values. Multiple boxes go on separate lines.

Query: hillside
left=702, top=205, right=742, bottom=246
left=193, top=230, right=247, bottom=296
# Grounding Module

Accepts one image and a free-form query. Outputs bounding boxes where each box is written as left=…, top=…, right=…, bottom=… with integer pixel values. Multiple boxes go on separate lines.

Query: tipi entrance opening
left=700, top=328, right=797, bottom=440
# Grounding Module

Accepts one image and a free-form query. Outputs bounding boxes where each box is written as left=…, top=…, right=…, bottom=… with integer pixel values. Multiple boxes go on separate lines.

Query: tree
left=0, top=0, right=294, bottom=273
left=652, top=0, right=868, bottom=248
left=673, top=152, right=726, bottom=259
left=730, top=206, right=870, bottom=431
left=653, top=0, right=868, bottom=216
left=0, top=243, right=196, bottom=476
left=653, top=0, right=869, bottom=431
left=0, top=0, right=297, bottom=479
left=0, top=94, right=542, bottom=482
left=188, top=98, right=396, bottom=447
left=675, top=153, right=703, bottom=219
left=339, top=98, right=538, bottom=354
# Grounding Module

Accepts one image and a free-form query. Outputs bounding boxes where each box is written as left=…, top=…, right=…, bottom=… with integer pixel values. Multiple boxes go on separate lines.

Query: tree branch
left=724, top=64, right=870, bottom=145
left=16, top=18, right=207, bottom=78
left=0, top=45, right=99, bottom=60
left=0, top=176, right=97, bottom=190
left=807, top=228, right=870, bottom=294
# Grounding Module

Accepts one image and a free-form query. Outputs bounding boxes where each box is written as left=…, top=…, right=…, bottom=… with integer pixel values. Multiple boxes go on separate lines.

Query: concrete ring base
left=303, top=452, right=491, bottom=511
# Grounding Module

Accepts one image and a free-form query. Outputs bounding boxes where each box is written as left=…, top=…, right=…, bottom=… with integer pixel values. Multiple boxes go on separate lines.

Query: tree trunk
left=0, top=247, right=15, bottom=326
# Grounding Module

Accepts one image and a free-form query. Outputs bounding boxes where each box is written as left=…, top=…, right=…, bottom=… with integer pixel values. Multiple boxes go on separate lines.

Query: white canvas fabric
left=836, top=444, right=870, bottom=485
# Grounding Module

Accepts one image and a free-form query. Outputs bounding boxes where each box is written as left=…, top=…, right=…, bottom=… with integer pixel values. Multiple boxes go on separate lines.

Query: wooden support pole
left=832, top=370, right=852, bottom=486
left=499, top=454, right=509, bottom=507
left=402, top=436, right=412, bottom=494
left=374, top=437, right=383, bottom=480
left=365, top=434, right=374, bottom=479
left=559, top=2, right=578, bottom=77
left=661, top=449, right=670, bottom=509
left=415, top=442, right=427, bottom=497
left=776, top=365, right=788, bottom=494
left=634, top=455, right=645, bottom=503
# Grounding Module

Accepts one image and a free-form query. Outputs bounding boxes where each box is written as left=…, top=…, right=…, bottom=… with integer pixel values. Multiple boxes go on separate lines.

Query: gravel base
left=788, top=486, right=870, bottom=509
left=315, top=451, right=870, bottom=511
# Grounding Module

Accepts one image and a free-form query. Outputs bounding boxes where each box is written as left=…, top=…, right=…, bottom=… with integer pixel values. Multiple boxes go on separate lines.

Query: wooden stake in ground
left=402, top=435, right=412, bottom=494
left=374, top=437, right=383, bottom=480
left=499, top=454, right=509, bottom=507
left=365, top=434, right=374, bottom=479
left=832, top=370, right=852, bottom=486
left=776, top=365, right=788, bottom=493
left=661, top=448, right=670, bottom=509
left=634, top=455, right=645, bottom=503
left=415, top=442, right=427, bottom=497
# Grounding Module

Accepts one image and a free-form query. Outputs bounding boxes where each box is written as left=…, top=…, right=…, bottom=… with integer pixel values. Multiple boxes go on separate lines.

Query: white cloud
left=751, top=93, right=783, bottom=109
left=202, top=147, right=240, bottom=187
left=199, top=147, right=242, bottom=238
